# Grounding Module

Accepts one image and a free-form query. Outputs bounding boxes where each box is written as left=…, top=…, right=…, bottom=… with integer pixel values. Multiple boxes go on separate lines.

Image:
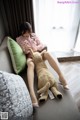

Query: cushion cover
left=7, top=37, right=26, bottom=74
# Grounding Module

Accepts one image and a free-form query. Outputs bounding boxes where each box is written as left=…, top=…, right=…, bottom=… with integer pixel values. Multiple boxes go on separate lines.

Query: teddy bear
left=29, top=49, right=62, bottom=102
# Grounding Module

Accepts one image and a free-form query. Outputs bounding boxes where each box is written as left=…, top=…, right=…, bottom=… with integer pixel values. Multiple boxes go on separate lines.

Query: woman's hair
left=20, top=22, right=32, bottom=35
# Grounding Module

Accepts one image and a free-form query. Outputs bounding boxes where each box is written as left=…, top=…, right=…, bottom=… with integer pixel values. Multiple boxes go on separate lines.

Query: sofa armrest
left=0, top=37, right=14, bottom=73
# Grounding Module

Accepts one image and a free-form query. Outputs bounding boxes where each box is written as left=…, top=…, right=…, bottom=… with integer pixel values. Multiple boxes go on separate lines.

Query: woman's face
left=22, top=31, right=30, bottom=37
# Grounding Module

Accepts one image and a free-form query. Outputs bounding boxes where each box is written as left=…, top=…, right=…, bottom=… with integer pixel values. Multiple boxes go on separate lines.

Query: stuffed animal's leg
left=38, top=91, right=48, bottom=102
left=51, top=86, right=63, bottom=99
left=37, top=82, right=50, bottom=94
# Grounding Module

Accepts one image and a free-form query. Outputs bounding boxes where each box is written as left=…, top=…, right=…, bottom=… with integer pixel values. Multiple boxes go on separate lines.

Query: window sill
left=54, top=51, right=80, bottom=62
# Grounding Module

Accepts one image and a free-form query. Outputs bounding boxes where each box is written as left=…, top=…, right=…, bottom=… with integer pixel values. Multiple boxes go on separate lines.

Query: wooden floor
left=60, top=61, right=80, bottom=112
left=46, top=51, right=80, bottom=112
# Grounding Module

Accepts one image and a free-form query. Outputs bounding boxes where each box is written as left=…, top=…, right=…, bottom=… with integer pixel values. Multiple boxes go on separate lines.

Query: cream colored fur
left=29, top=49, right=62, bottom=102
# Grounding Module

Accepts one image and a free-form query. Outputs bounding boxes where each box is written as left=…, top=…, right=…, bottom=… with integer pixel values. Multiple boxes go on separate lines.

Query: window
left=33, top=0, right=80, bottom=52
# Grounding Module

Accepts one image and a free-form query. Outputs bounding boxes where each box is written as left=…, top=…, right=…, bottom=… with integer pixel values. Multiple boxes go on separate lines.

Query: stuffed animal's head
left=29, top=49, right=43, bottom=63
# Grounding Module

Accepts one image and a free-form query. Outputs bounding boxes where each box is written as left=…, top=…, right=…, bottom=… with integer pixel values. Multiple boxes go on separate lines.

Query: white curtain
left=74, top=21, right=80, bottom=52
left=33, top=0, right=80, bottom=52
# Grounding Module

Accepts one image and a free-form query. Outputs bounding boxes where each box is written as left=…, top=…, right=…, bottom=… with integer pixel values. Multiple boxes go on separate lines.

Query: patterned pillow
left=0, top=71, right=33, bottom=120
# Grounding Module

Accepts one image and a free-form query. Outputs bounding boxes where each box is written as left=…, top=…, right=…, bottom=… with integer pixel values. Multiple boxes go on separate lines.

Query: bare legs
left=27, top=58, right=39, bottom=107
left=26, top=51, right=69, bottom=107
left=42, top=51, right=69, bottom=89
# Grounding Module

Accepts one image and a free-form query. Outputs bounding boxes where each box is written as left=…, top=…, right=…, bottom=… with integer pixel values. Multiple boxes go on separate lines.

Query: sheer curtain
left=33, top=0, right=80, bottom=52
left=74, top=21, right=80, bottom=52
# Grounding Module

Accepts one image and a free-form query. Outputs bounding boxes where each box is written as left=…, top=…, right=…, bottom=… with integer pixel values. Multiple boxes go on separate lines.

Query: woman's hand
left=38, top=46, right=47, bottom=52
left=42, top=46, right=47, bottom=51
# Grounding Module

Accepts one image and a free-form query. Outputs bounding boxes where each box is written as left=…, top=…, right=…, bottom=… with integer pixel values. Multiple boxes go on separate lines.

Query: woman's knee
left=43, top=51, right=50, bottom=60
left=27, top=61, right=34, bottom=68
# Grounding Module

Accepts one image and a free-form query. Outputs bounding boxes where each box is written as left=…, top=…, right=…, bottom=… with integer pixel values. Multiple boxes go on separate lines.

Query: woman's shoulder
left=31, top=33, right=39, bottom=40
left=16, top=35, right=23, bottom=42
left=31, top=33, right=36, bottom=37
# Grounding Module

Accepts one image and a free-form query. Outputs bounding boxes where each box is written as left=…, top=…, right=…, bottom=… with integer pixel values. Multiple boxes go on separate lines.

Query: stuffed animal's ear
left=28, top=48, right=34, bottom=58
left=40, top=49, right=46, bottom=56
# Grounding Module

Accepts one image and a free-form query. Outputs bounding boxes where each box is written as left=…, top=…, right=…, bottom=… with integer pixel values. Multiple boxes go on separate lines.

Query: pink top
left=16, top=33, right=46, bottom=57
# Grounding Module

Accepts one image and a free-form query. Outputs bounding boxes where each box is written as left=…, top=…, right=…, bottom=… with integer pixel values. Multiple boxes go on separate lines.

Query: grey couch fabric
left=0, top=37, right=80, bottom=120
left=0, top=71, right=33, bottom=120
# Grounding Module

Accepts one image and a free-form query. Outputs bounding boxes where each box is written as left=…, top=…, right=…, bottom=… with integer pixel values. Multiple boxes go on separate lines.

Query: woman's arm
left=32, top=33, right=47, bottom=52
left=38, top=46, right=47, bottom=52
left=16, top=37, right=31, bottom=54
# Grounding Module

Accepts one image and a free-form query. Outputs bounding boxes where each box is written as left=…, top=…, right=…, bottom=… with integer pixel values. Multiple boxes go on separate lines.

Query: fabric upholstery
left=0, top=71, right=33, bottom=119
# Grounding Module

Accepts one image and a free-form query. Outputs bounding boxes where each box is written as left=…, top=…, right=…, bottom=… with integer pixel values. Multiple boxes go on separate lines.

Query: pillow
left=0, top=71, right=33, bottom=119
left=7, top=37, right=26, bottom=74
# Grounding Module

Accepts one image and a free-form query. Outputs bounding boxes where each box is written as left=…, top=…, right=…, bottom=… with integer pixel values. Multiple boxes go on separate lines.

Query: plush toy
left=29, top=49, right=62, bottom=102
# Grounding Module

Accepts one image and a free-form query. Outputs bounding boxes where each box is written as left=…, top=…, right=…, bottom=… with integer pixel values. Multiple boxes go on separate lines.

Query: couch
left=0, top=37, right=80, bottom=120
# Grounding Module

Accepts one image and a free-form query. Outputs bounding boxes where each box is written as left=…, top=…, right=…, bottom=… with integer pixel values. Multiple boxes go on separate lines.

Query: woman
left=16, top=22, right=69, bottom=107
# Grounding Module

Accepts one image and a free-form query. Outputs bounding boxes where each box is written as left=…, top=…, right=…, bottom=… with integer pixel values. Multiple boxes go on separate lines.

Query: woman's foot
left=63, top=85, right=69, bottom=90
left=32, top=102, right=39, bottom=107
left=30, top=92, right=39, bottom=107
left=59, top=76, right=69, bottom=90
left=59, top=82, right=69, bottom=90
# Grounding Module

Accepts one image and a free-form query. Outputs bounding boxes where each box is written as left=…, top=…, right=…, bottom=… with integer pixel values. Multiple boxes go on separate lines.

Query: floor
left=60, top=61, right=80, bottom=112
left=45, top=51, right=80, bottom=112
left=48, top=51, right=80, bottom=112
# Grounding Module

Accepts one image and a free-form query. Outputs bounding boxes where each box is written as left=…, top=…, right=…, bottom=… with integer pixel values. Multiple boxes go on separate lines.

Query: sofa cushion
left=0, top=71, right=33, bottom=119
left=7, top=37, right=27, bottom=74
